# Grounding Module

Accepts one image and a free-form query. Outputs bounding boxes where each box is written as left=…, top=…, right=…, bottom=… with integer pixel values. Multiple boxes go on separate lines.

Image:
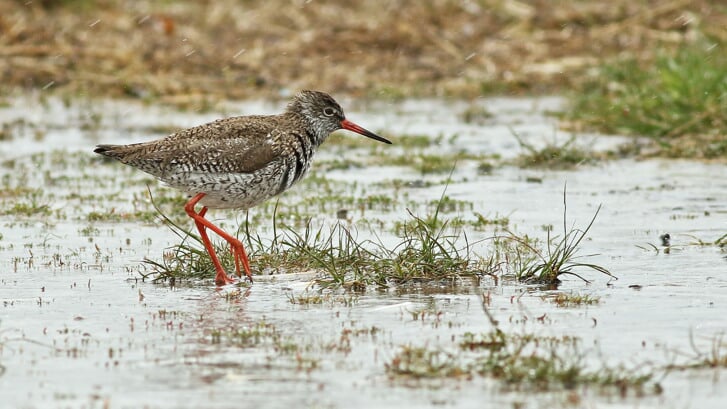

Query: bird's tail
left=94, top=144, right=123, bottom=158
left=93, top=143, right=165, bottom=178
left=94, top=143, right=147, bottom=162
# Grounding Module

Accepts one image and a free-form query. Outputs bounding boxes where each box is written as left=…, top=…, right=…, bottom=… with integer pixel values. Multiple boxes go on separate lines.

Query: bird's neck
left=283, top=110, right=328, bottom=147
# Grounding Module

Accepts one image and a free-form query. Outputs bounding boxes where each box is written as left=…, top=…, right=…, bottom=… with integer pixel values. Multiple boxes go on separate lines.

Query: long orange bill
left=341, top=119, right=392, bottom=144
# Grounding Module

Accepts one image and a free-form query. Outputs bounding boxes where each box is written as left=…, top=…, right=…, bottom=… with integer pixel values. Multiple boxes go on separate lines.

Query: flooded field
left=1, top=95, right=726, bottom=408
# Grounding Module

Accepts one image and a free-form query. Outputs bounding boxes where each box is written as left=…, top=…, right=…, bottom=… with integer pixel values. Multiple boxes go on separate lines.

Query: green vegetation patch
left=567, top=44, right=727, bottom=159
left=142, top=192, right=613, bottom=290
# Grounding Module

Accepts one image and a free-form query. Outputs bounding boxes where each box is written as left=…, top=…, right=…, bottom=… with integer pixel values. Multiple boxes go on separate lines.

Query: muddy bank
left=2, top=1, right=724, bottom=103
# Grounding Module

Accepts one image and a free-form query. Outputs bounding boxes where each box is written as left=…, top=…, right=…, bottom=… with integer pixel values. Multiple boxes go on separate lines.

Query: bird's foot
left=214, top=271, right=237, bottom=286
left=228, top=240, right=253, bottom=283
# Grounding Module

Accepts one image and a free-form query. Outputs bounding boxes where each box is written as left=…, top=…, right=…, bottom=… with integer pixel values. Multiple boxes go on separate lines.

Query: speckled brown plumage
left=94, top=90, right=391, bottom=285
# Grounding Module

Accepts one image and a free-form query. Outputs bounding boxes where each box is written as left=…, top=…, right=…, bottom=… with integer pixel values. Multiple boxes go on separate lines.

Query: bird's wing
left=163, top=134, right=279, bottom=175
left=120, top=116, right=284, bottom=176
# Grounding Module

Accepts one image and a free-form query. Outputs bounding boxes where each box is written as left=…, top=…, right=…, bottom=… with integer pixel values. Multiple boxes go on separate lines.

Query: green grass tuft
left=503, top=190, right=614, bottom=285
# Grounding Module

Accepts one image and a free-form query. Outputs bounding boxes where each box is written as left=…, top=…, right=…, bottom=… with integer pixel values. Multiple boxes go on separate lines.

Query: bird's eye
left=323, top=107, right=336, bottom=117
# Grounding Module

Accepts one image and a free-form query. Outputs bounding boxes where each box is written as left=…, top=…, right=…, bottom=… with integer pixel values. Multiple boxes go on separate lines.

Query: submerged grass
left=461, top=330, right=652, bottom=393
left=384, top=152, right=485, bottom=175
left=460, top=328, right=654, bottom=393
left=666, top=332, right=727, bottom=371
left=511, top=129, right=595, bottom=170
left=566, top=44, right=727, bottom=159
left=385, top=346, right=469, bottom=380
left=1, top=201, right=51, bottom=217
left=207, top=320, right=281, bottom=349
left=204, top=318, right=319, bottom=370
left=387, top=297, right=657, bottom=395
left=548, top=292, right=601, bottom=308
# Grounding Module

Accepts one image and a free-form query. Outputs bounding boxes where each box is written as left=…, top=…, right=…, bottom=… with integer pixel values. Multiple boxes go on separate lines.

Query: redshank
left=94, top=90, right=391, bottom=285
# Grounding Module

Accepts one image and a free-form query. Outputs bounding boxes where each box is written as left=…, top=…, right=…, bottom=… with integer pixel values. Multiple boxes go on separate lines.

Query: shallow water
left=1, top=95, right=726, bottom=408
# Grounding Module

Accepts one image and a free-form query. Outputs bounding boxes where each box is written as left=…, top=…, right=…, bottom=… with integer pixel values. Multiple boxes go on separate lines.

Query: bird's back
left=95, top=114, right=292, bottom=179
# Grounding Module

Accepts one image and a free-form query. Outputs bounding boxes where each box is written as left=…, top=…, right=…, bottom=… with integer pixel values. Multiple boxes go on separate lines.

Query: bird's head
left=288, top=90, right=392, bottom=145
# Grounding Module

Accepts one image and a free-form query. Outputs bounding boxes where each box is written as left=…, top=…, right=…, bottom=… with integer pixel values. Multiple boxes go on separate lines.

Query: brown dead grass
left=1, top=0, right=725, bottom=105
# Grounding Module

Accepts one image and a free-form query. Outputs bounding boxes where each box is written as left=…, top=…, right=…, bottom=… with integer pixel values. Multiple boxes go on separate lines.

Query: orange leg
left=184, top=193, right=253, bottom=285
left=193, top=207, right=234, bottom=286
